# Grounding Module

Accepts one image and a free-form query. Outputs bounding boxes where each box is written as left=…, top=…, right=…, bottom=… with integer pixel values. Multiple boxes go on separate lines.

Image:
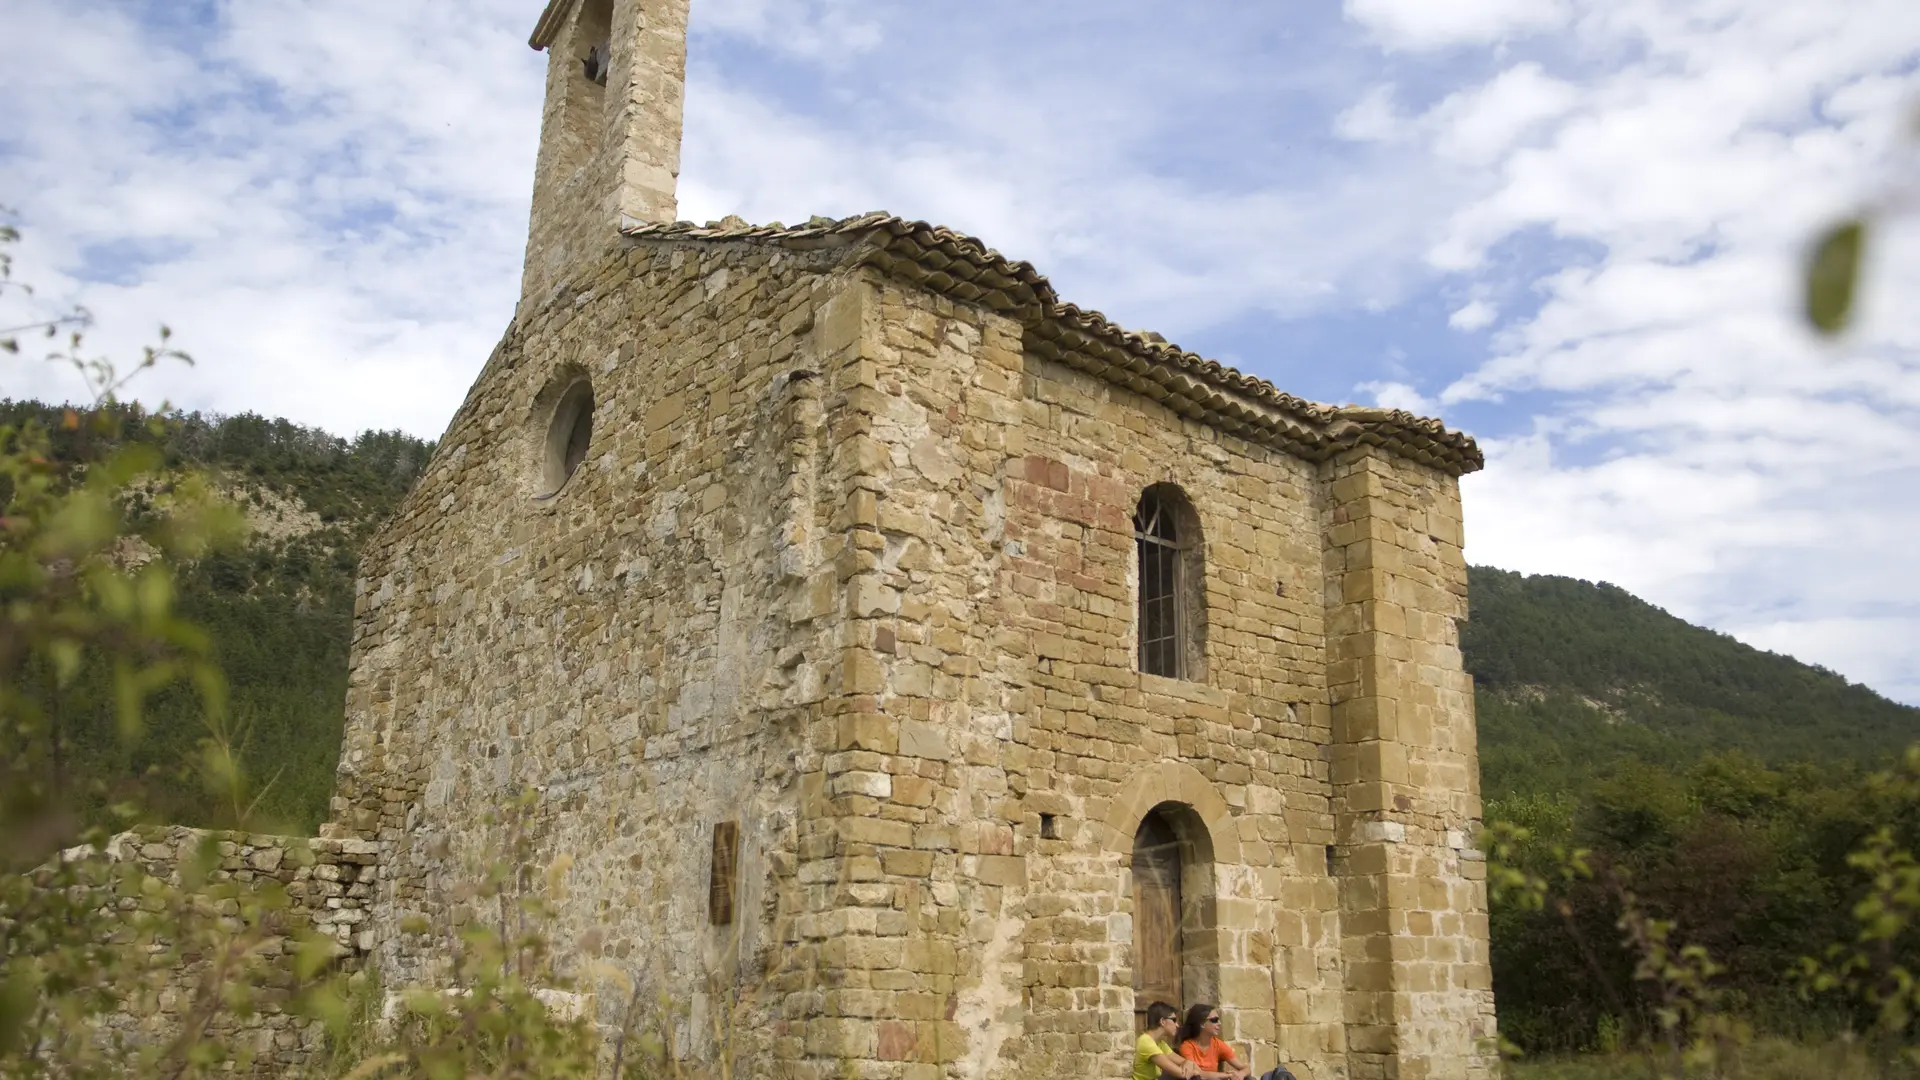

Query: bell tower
left=522, top=0, right=690, bottom=306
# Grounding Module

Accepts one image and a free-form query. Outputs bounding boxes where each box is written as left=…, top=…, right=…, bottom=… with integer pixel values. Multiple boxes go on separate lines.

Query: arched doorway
left=1132, top=809, right=1184, bottom=1030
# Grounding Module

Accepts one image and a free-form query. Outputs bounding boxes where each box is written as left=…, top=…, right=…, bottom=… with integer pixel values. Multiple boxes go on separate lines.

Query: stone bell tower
left=522, top=0, right=690, bottom=306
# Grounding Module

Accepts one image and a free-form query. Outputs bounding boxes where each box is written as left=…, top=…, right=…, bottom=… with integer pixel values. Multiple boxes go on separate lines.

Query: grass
left=1505, top=1037, right=1918, bottom=1080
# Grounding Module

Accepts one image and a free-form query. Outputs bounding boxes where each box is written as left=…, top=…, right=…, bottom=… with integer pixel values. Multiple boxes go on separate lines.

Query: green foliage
left=0, top=219, right=708, bottom=1079
left=1, top=409, right=581, bottom=1080
left=1507, top=1036, right=1916, bottom=1079
left=1488, top=748, right=1920, bottom=1070
left=1802, top=749, right=1920, bottom=1043
left=1807, top=219, right=1866, bottom=335
left=1471, top=569, right=1920, bottom=1061
left=1799, top=99, right=1918, bottom=338
left=0, top=399, right=432, bottom=833
left=0, top=301, right=322, bottom=1074
left=1, top=403, right=244, bottom=868
left=1, top=830, right=325, bottom=1078
left=1489, top=750, right=1915, bottom=1054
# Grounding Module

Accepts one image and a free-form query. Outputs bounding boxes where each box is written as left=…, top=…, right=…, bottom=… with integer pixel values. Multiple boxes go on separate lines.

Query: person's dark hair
left=1145, top=1001, right=1179, bottom=1029
left=1177, top=1002, right=1217, bottom=1045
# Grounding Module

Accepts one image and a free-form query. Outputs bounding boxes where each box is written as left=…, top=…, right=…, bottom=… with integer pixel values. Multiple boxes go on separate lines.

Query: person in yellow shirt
left=1135, top=1001, right=1198, bottom=1080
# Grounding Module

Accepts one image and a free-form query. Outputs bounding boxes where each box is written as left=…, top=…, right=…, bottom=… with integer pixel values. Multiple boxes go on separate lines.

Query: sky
left=2, top=0, right=1918, bottom=703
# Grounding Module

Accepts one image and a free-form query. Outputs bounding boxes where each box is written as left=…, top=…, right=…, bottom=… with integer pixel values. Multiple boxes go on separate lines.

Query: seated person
left=1135, top=1001, right=1197, bottom=1080
left=1176, top=1003, right=1251, bottom=1080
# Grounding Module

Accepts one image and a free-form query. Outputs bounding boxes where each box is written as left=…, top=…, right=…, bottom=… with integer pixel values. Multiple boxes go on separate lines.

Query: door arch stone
left=1100, top=760, right=1240, bottom=864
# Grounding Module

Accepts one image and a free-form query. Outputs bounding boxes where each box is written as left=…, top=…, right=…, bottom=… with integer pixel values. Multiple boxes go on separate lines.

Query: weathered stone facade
left=327, top=2, right=1500, bottom=1077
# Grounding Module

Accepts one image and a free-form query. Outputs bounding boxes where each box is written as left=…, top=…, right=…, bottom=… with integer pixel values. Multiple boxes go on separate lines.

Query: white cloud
left=1357, top=380, right=1437, bottom=414
left=1335, top=85, right=1405, bottom=143
left=677, top=46, right=1459, bottom=337
left=0, top=0, right=542, bottom=438
left=695, top=0, right=883, bottom=59
left=1449, top=299, right=1499, bottom=331
left=1426, top=0, right=1920, bottom=701
left=1428, top=62, right=1580, bottom=165
left=3, top=2, right=1455, bottom=439
left=1345, top=0, right=1569, bottom=51
left=1732, top=616, right=1920, bottom=705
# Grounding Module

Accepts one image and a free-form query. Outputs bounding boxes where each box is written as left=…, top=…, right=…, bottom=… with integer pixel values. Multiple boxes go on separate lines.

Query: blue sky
left=3, top=0, right=1919, bottom=703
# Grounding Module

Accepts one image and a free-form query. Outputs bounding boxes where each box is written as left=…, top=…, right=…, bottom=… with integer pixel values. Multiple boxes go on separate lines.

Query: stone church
left=327, top=1, right=1500, bottom=1076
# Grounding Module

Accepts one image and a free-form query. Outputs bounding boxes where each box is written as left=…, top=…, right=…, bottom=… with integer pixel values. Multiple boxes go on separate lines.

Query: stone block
left=897, top=718, right=951, bottom=761
left=975, top=854, right=1026, bottom=887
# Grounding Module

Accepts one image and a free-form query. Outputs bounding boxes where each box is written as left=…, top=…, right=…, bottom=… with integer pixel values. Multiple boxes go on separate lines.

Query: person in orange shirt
left=1176, top=1003, right=1251, bottom=1080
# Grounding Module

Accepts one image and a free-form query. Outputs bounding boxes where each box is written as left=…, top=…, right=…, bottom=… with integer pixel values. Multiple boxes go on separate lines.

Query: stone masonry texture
left=326, top=217, right=1500, bottom=1075
left=159, top=2, right=1500, bottom=1075
left=82, top=826, right=377, bottom=1075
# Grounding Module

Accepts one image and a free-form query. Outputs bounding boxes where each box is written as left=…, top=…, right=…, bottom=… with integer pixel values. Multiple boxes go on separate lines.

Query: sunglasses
left=1206, top=1016, right=1221, bottom=1024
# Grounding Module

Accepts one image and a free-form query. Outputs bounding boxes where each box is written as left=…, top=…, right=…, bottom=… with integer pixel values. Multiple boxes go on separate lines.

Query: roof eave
left=618, top=214, right=1484, bottom=476
left=529, top=0, right=576, bottom=50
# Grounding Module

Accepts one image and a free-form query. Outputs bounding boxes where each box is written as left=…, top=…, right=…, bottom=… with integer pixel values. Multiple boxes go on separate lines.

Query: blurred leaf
left=49, top=637, right=81, bottom=687
left=291, top=934, right=339, bottom=982
left=0, top=971, right=37, bottom=1059
left=339, top=1051, right=407, bottom=1079
left=1805, top=218, right=1866, bottom=336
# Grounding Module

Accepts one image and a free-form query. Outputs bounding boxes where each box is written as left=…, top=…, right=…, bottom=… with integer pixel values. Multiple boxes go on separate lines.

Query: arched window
left=1134, top=485, right=1205, bottom=679
left=531, top=367, right=595, bottom=499
left=558, top=0, right=613, bottom=168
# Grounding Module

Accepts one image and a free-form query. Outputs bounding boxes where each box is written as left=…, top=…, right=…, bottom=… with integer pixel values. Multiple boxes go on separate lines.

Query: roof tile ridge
left=1330, top=404, right=1472, bottom=439
left=1041, top=300, right=1337, bottom=426
left=609, top=210, right=1483, bottom=473
left=874, top=217, right=1047, bottom=279
left=619, top=210, right=899, bottom=241
left=1325, top=405, right=1483, bottom=472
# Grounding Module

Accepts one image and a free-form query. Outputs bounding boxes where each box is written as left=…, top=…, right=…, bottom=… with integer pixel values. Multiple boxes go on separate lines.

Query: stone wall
left=333, top=232, right=1496, bottom=1079
left=780, top=272, right=1353, bottom=1078
left=333, top=238, right=865, bottom=1058
left=1323, top=449, right=1499, bottom=1079
left=88, top=826, right=377, bottom=1076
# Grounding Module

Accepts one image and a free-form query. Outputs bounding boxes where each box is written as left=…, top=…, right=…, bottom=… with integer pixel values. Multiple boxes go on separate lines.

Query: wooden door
left=1132, top=811, right=1183, bottom=1031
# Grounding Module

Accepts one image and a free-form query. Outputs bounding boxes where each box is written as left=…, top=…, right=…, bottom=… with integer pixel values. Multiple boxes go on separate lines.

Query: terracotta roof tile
left=529, top=0, right=574, bottom=50
left=620, top=213, right=1483, bottom=476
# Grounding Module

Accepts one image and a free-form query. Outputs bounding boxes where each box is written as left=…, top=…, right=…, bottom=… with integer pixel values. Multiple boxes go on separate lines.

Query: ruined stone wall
left=87, top=826, right=376, bottom=1076
left=1322, top=448, right=1499, bottom=1080
left=782, top=272, right=1354, bottom=1080
left=333, top=238, right=862, bottom=1051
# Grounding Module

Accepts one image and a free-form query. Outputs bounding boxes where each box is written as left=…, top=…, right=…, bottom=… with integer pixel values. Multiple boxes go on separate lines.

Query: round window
left=539, top=380, right=594, bottom=497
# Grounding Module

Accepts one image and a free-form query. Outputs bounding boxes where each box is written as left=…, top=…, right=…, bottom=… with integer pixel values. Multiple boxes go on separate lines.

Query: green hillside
left=1467, top=565, right=1920, bottom=800
left=1464, top=568, right=1920, bottom=1053
left=0, top=399, right=432, bottom=834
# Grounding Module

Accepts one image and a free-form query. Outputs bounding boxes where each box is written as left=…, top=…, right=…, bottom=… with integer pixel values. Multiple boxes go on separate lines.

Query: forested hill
left=1, top=400, right=433, bottom=833
left=12, top=398, right=1918, bottom=831
left=1464, top=569, right=1920, bottom=1053
left=1466, top=565, right=1920, bottom=799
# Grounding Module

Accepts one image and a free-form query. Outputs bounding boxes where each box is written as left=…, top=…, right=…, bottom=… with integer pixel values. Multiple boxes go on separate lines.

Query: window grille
left=1135, top=490, right=1184, bottom=678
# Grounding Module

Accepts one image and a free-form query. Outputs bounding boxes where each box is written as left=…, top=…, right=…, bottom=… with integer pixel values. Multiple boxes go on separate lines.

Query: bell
left=583, top=41, right=610, bottom=85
